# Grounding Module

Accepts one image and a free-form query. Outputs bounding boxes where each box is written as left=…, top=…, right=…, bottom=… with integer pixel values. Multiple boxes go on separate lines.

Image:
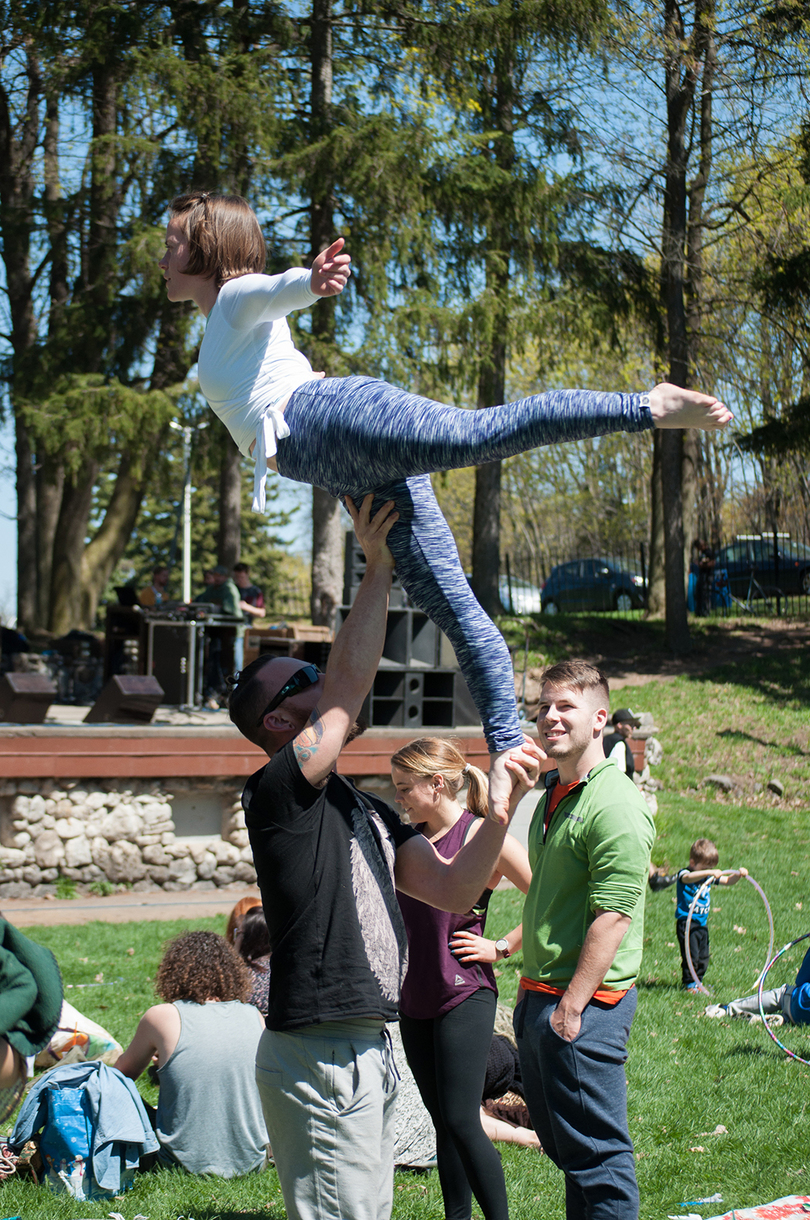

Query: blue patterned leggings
left=276, top=376, right=653, bottom=752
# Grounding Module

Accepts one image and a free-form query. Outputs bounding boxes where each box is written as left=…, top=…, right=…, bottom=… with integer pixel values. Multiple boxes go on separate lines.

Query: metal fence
left=500, top=531, right=810, bottom=620
left=264, top=576, right=312, bottom=620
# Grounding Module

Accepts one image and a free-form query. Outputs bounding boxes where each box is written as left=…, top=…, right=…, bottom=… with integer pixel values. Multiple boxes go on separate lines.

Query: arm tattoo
left=294, top=707, right=325, bottom=766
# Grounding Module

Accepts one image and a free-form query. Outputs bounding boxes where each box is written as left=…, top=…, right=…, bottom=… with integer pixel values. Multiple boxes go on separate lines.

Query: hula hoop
left=684, top=873, right=774, bottom=995
left=757, top=931, right=810, bottom=1065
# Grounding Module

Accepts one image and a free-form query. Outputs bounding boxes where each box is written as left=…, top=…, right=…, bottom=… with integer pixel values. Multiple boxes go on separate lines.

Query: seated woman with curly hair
left=115, top=930, right=269, bottom=1177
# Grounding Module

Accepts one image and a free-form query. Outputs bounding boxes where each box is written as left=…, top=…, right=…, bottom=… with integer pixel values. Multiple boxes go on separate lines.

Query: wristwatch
left=495, top=938, right=511, bottom=959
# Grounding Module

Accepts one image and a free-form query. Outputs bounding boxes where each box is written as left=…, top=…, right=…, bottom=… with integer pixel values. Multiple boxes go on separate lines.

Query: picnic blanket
left=706, top=1197, right=810, bottom=1219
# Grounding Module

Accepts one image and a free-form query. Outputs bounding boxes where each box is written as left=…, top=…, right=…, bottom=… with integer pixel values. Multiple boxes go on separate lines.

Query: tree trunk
left=47, top=47, right=120, bottom=634
left=471, top=37, right=514, bottom=619
left=35, top=456, right=64, bottom=629
left=0, top=51, right=41, bottom=628
left=16, top=420, right=37, bottom=632
left=647, top=432, right=666, bottom=616
left=308, top=0, right=343, bottom=626
left=682, top=19, right=715, bottom=579
left=311, top=488, right=344, bottom=625
left=85, top=58, right=118, bottom=358
left=36, top=90, right=69, bottom=631
left=660, top=0, right=714, bottom=653
left=49, top=464, right=99, bottom=635
left=217, top=429, right=242, bottom=568
left=473, top=341, right=506, bottom=616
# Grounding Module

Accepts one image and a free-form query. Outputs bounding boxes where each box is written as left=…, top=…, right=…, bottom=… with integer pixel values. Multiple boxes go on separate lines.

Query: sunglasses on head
left=255, top=663, right=322, bottom=728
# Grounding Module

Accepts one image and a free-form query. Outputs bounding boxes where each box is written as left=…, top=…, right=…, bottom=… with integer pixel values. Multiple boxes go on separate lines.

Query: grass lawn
left=502, top=612, right=810, bottom=805
left=1, top=620, right=809, bottom=1217
left=4, top=795, right=809, bottom=1220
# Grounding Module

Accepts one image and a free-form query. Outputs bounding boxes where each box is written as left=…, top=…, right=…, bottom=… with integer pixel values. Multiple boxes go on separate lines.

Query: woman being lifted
left=159, top=190, right=732, bottom=820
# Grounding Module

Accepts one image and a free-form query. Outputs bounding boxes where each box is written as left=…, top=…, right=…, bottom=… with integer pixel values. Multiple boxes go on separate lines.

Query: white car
left=498, top=577, right=543, bottom=615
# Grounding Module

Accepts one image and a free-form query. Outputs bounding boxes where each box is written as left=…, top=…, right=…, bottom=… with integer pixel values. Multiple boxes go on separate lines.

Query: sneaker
left=684, top=982, right=700, bottom=991
left=705, top=1004, right=727, bottom=1018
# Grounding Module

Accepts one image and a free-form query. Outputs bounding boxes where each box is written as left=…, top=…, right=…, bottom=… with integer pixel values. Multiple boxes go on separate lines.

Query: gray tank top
left=156, top=1000, right=268, bottom=1176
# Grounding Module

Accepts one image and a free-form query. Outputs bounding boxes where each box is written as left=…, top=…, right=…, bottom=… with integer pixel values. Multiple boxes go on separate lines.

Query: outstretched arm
left=311, top=237, right=351, bottom=298
left=680, top=867, right=722, bottom=884
left=718, top=866, right=748, bottom=886
left=293, top=495, right=397, bottom=787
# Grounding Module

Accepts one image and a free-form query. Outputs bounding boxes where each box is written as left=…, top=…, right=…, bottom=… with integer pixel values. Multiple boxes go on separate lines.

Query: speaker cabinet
left=360, top=669, right=478, bottom=730
left=336, top=608, right=442, bottom=670
left=83, top=675, right=164, bottom=724
left=343, top=531, right=409, bottom=608
left=144, top=620, right=202, bottom=707
left=0, top=673, right=57, bottom=724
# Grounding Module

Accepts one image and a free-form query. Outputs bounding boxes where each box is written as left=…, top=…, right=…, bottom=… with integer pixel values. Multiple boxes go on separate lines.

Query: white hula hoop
left=684, top=873, right=774, bottom=995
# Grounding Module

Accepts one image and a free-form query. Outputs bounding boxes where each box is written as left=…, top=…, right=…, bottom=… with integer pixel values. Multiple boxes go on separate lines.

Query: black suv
left=714, top=537, right=810, bottom=597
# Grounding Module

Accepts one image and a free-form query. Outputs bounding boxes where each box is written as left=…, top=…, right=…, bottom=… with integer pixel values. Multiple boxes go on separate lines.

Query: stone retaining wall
left=0, top=777, right=256, bottom=899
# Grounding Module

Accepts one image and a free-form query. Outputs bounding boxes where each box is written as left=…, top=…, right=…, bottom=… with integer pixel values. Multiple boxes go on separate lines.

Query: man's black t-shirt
left=243, top=743, right=419, bottom=1031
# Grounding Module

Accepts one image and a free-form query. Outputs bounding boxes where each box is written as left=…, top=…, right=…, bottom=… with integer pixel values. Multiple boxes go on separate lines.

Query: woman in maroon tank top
left=391, top=737, right=532, bottom=1220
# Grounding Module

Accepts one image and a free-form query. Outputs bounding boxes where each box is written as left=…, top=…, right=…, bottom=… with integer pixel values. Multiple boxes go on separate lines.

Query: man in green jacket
left=514, top=660, right=654, bottom=1220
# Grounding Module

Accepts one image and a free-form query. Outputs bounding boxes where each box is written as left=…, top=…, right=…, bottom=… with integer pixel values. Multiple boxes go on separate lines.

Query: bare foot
left=649, top=383, right=733, bottom=430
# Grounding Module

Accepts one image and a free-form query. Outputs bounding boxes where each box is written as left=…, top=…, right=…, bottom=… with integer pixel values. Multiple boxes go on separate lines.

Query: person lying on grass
left=707, top=943, right=810, bottom=1024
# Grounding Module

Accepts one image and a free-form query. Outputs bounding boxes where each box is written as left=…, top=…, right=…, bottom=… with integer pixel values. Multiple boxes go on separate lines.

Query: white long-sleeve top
left=197, top=270, right=320, bottom=507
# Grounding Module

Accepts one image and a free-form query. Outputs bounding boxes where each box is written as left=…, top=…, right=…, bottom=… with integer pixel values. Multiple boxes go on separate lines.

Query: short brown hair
left=225, top=895, right=263, bottom=945
left=156, top=931, right=251, bottom=1004
left=540, top=660, right=609, bottom=709
left=169, top=192, right=267, bottom=286
left=689, top=838, right=719, bottom=868
left=390, top=737, right=488, bottom=819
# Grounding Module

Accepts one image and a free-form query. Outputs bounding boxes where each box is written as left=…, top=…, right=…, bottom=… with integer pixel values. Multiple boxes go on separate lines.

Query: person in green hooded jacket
left=0, top=916, right=63, bottom=1121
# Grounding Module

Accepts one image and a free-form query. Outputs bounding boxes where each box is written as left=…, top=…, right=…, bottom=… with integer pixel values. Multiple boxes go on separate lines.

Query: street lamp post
left=169, top=419, right=208, bottom=602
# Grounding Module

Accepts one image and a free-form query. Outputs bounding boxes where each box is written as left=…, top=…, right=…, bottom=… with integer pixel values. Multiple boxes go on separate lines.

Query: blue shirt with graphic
left=675, top=869, right=713, bottom=925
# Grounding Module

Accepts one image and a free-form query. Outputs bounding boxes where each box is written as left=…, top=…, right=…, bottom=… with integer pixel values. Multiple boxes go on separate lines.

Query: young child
left=159, top=190, right=732, bottom=819
left=674, top=839, right=747, bottom=990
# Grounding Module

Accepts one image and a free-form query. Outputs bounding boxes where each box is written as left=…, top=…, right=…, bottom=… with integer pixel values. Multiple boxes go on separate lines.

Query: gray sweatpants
left=255, top=1019, right=399, bottom=1220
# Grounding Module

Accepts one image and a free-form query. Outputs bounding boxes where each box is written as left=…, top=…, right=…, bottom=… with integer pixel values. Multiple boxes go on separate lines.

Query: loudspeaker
left=0, top=673, right=57, bottom=724
left=83, top=675, right=164, bottom=724
left=343, top=531, right=409, bottom=608
left=145, top=620, right=202, bottom=706
left=360, top=668, right=478, bottom=730
left=336, top=607, right=442, bottom=670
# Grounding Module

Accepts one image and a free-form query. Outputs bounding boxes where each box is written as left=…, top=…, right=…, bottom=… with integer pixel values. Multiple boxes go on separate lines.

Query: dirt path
left=1, top=885, right=257, bottom=928
left=513, top=616, right=810, bottom=715
left=605, top=620, right=810, bottom=688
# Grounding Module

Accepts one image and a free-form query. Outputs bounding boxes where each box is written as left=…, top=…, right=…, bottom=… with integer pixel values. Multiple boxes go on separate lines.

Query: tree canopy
left=1, top=0, right=809, bottom=639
